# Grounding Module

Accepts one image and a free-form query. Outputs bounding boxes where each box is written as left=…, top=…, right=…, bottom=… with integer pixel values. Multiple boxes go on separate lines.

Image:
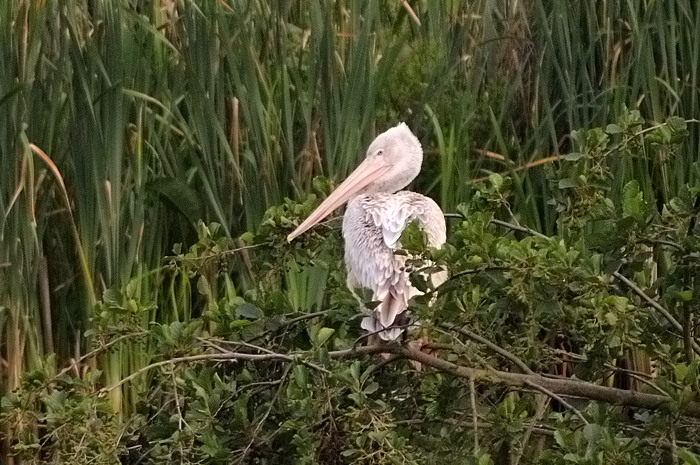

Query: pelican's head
left=287, top=123, right=423, bottom=241
left=361, top=122, right=423, bottom=193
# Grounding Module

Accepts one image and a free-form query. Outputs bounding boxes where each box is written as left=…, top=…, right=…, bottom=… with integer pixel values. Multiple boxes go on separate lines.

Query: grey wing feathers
left=364, top=191, right=446, bottom=249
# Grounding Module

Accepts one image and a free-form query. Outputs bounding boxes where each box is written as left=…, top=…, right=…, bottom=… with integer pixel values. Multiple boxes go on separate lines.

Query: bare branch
left=443, top=324, right=535, bottom=375
left=469, top=377, right=479, bottom=450
left=330, top=344, right=700, bottom=418
left=57, top=331, right=149, bottom=379
left=101, top=351, right=329, bottom=394
left=523, top=380, right=589, bottom=425
left=490, top=218, right=550, bottom=240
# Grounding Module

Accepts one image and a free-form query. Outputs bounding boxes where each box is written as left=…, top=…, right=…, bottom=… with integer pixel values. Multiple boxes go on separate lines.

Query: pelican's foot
left=406, top=337, right=433, bottom=372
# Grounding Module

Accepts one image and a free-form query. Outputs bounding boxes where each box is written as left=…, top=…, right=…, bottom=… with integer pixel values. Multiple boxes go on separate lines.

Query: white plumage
left=288, top=123, right=447, bottom=340
left=343, top=192, right=446, bottom=340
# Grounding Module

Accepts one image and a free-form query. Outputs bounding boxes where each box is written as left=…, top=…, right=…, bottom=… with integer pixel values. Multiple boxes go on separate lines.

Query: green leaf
left=363, top=381, right=379, bottom=395
left=197, top=275, right=211, bottom=297
left=229, top=319, right=252, bottom=328
left=565, top=152, right=585, bottom=161
left=679, top=449, right=700, bottom=465
left=315, top=327, right=335, bottom=346
left=236, top=303, right=263, bottom=319
left=604, top=312, right=618, bottom=326
left=583, top=423, right=603, bottom=442
left=488, top=173, right=504, bottom=189
left=558, top=178, right=577, bottom=189
left=674, top=363, right=688, bottom=381
left=677, top=290, right=693, bottom=302
left=409, top=273, right=430, bottom=293
left=621, top=180, right=645, bottom=220
left=368, top=430, right=388, bottom=443
left=293, top=365, right=309, bottom=389
left=1, top=394, right=17, bottom=409
left=667, top=116, right=689, bottom=144
left=605, top=123, right=624, bottom=134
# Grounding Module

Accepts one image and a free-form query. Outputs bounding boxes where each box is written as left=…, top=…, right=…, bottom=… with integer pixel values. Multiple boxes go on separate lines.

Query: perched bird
left=288, top=123, right=447, bottom=340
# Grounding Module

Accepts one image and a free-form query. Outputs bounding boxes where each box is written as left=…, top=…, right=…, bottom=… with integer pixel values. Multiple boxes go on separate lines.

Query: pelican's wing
left=343, top=192, right=447, bottom=341
left=364, top=191, right=446, bottom=250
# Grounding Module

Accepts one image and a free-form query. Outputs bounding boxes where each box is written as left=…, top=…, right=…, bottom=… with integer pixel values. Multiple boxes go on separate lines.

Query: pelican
left=287, top=123, right=447, bottom=340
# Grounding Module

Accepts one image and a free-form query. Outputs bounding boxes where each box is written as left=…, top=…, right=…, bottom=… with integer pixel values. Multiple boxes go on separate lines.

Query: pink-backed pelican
left=288, top=123, right=446, bottom=340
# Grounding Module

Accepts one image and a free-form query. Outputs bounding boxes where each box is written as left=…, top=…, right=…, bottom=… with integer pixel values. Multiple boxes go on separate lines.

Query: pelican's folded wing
left=363, top=191, right=447, bottom=249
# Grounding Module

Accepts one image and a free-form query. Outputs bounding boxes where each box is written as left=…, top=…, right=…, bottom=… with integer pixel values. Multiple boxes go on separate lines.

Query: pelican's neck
left=363, top=167, right=419, bottom=195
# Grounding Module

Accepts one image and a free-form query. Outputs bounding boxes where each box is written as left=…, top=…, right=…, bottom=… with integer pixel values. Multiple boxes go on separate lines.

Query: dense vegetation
left=2, top=1, right=700, bottom=463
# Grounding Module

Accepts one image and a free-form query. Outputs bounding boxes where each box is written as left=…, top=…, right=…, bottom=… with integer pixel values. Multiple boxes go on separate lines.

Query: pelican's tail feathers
left=378, top=290, right=406, bottom=328
left=361, top=315, right=404, bottom=341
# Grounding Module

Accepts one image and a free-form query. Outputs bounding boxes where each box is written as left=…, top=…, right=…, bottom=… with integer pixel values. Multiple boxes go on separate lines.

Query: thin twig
left=490, top=218, right=550, bottom=240
left=163, top=243, right=265, bottom=264
left=101, top=351, right=329, bottom=394
left=612, top=271, right=700, bottom=356
left=57, top=332, right=148, bottom=379
left=422, top=266, right=510, bottom=300
left=651, top=239, right=683, bottom=251
left=200, top=337, right=276, bottom=355
left=274, top=309, right=334, bottom=328
left=523, top=380, right=589, bottom=425
left=512, top=395, right=550, bottom=465
left=237, top=363, right=292, bottom=463
left=246, top=309, right=333, bottom=343
left=443, top=324, right=534, bottom=374
left=625, top=373, right=670, bottom=397
left=469, top=376, right=479, bottom=451
left=170, top=367, right=191, bottom=432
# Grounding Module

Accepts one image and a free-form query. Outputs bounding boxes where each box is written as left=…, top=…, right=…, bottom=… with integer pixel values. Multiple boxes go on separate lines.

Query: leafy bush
left=3, top=114, right=700, bottom=464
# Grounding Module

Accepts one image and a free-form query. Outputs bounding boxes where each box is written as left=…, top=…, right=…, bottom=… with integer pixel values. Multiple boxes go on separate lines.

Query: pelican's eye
left=375, top=149, right=384, bottom=156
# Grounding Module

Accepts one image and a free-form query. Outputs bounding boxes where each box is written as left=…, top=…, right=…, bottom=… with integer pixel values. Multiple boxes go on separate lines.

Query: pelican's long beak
left=287, top=156, right=390, bottom=242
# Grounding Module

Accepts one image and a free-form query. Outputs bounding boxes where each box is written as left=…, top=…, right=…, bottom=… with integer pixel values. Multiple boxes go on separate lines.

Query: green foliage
left=1, top=357, right=122, bottom=464
left=3, top=0, right=700, bottom=463
left=4, top=115, right=700, bottom=463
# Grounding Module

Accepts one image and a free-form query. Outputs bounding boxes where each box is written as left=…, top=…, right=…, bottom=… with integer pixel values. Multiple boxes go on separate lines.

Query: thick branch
left=330, top=344, right=700, bottom=418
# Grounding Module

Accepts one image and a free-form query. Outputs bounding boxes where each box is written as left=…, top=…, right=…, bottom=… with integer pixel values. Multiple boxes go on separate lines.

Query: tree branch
left=442, top=324, right=535, bottom=375
left=100, top=351, right=329, bottom=394
left=523, top=380, right=588, bottom=425
left=102, top=342, right=700, bottom=418
left=329, top=344, right=700, bottom=418
left=490, top=218, right=550, bottom=240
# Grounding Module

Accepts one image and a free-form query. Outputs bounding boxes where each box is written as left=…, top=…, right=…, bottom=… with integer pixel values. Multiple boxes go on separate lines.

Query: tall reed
left=1, top=0, right=700, bottom=429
